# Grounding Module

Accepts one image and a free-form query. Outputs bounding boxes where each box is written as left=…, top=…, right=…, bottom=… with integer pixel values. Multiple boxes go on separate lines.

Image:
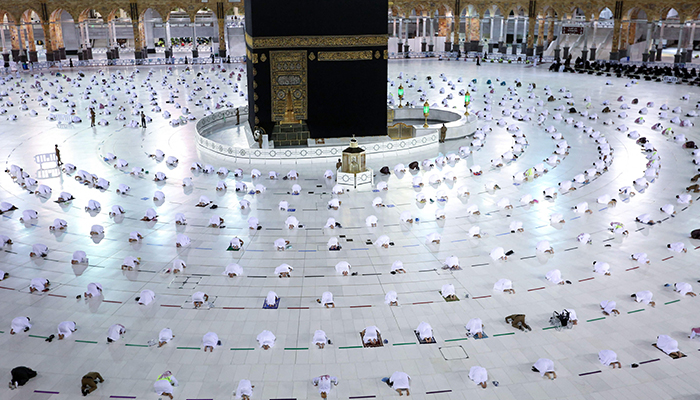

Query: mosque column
left=512, top=17, right=519, bottom=54
left=24, top=21, right=37, bottom=62
left=192, top=17, right=199, bottom=58
left=609, top=18, right=620, bottom=60
left=554, top=19, right=562, bottom=60
left=589, top=19, right=598, bottom=60
left=465, top=16, right=471, bottom=52
left=674, top=23, right=684, bottom=64
left=40, top=22, right=53, bottom=61
left=442, top=16, right=450, bottom=52
left=618, top=21, right=629, bottom=59
left=129, top=3, right=144, bottom=59
left=392, top=19, right=397, bottom=37
left=536, top=16, right=544, bottom=55
left=656, top=21, right=664, bottom=61
left=488, top=14, right=495, bottom=53
left=580, top=21, right=589, bottom=61
left=398, top=18, right=404, bottom=53
left=9, top=24, right=21, bottom=61
left=452, top=14, right=460, bottom=55
left=546, top=16, right=555, bottom=49
left=499, top=16, right=506, bottom=54
left=164, top=20, right=172, bottom=59
left=686, top=22, right=696, bottom=62
left=428, top=17, right=435, bottom=53
left=1, top=24, right=6, bottom=54
left=217, top=17, right=226, bottom=57
left=642, top=22, right=652, bottom=61
left=526, top=13, right=535, bottom=56
left=421, top=17, right=427, bottom=52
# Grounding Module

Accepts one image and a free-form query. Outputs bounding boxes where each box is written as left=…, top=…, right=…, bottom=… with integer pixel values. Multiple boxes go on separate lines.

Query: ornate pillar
left=609, top=0, right=622, bottom=60
left=610, top=18, right=621, bottom=60
left=9, top=24, right=20, bottom=61
left=554, top=18, right=562, bottom=60
left=687, top=22, right=696, bottom=62
left=643, top=22, right=652, bottom=61
left=546, top=16, right=554, bottom=48
left=452, top=14, right=460, bottom=54
left=128, top=3, right=143, bottom=59
left=443, top=16, right=450, bottom=52
left=429, top=17, right=435, bottom=52
left=512, top=17, right=519, bottom=54
left=618, top=20, right=629, bottom=58
left=526, top=0, right=536, bottom=56
left=656, top=20, right=664, bottom=61
left=536, top=16, right=544, bottom=55
left=499, top=16, right=506, bottom=53
left=674, top=23, right=684, bottom=64
left=581, top=21, right=589, bottom=61
left=216, top=2, right=226, bottom=57
left=589, top=19, right=598, bottom=60
left=398, top=18, right=404, bottom=52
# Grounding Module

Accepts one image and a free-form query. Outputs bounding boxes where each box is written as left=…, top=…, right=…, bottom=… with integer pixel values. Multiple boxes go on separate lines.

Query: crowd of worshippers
left=549, top=58, right=700, bottom=84
left=4, top=66, right=700, bottom=397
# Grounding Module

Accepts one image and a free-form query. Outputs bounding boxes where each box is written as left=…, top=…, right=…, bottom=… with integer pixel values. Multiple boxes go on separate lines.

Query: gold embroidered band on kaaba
left=246, top=33, right=387, bottom=49
left=318, top=51, right=373, bottom=61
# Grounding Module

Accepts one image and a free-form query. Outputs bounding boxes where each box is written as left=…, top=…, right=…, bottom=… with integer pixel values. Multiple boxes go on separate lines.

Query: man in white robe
left=313, top=330, right=330, bottom=349
left=532, top=358, right=556, bottom=379
left=494, top=279, right=515, bottom=294
left=153, top=371, right=178, bottom=399
left=234, top=379, right=254, bottom=400
left=600, top=300, right=619, bottom=315
left=599, top=350, right=621, bottom=368
left=465, top=318, right=484, bottom=338
left=318, top=291, right=334, bottom=308
left=387, top=371, right=410, bottom=395
left=202, top=331, right=220, bottom=352
left=107, top=323, right=126, bottom=343
left=469, top=366, right=488, bottom=388
left=674, top=282, right=696, bottom=296
left=257, top=330, right=276, bottom=349
left=656, top=335, right=685, bottom=358
left=137, top=289, right=155, bottom=305
left=10, top=316, right=32, bottom=334
left=158, top=328, right=174, bottom=347
left=84, top=282, right=103, bottom=298
left=192, top=292, right=208, bottom=308
left=312, top=375, right=338, bottom=398
left=57, top=321, right=77, bottom=339
left=631, top=290, right=655, bottom=307
left=416, top=322, right=434, bottom=342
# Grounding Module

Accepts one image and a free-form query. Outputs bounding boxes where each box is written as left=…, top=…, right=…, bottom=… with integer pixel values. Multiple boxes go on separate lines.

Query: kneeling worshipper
left=317, top=291, right=334, bottom=308
left=10, top=316, right=32, bottom=334
left=192, top=292, right=209, bottom=308
left=386, top=371, right=411, bottom=396
left=599, top=349, right=621, bottom=368
left=223, top=263, right=243, bottom=277
left=441, top=283, right=458, bottom=301
left=532, top=358, right=556, bottom=380
left=656, top=334, right=685, bottom=358
left=57, top=321, right=77, bottom=339
left=415, top=321, right=435, bottom=343
left=202, top=331, right=220, bottom=352
left=84, top=282, right=103, bottom=299
left=136, top=289, right=156, bottom=305
left=153, top=371, right=178, bottom=400
left=674, top=282, right=696, bottom=296
left=312, top=375, right=338, bottom=399
left=257, top=330, right=276, bottom=349
left=234, top=379, right=254, bottom=400
left=361, top=325, right=382, bottom=347
left=8, top=366, right=37, bottom=389
left=469, top=366, right=489, bottom=388
left=631, top=290, right=656, bottom=307
left=313, top=329, right=330, bottom=349
left=107, top=323, right=126, bottom=343
left=466, top=318, right=485, bottom=338
left=158, top=328, right=174, bottom=347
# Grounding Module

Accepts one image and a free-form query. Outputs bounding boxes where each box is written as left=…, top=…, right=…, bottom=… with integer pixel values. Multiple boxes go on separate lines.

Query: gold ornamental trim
left=318, top=50, right=373, bottom=61
left=246, top=33, right=387, bottom=49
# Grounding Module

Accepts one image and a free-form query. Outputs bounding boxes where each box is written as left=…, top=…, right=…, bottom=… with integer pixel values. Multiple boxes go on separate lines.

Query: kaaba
left=244, top=0, right=388, bottom=146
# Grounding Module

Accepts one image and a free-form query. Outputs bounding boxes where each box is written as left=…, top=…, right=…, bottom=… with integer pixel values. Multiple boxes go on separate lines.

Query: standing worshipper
left=140, top=111, right=147, bottom=128
left=55, top=145, right=62, bottom=166
left=90, top=108, right=95, bottom=127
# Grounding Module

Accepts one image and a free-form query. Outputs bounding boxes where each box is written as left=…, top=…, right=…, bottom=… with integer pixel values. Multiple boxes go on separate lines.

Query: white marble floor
left=0, top=59, right=700, bottom=400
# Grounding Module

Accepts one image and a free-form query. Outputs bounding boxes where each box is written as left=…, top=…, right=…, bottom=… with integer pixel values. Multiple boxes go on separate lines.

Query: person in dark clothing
left=89, top=108, right=95, bottom=127
left=9, top=366, right=37, bottom=389
left=140, top=112, right=147, bottom=128
left=81, top=372, right=104, bottom=396
left=54, top=144, right=62, bottom=166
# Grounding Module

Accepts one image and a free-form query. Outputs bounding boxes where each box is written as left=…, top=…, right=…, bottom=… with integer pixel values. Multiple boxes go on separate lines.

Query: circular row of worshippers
left=8, top=315, right=694, bottom=398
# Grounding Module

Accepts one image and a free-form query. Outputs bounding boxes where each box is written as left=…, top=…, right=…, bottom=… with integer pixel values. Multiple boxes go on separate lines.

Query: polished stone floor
left=1, top=59, right=699, bottom=400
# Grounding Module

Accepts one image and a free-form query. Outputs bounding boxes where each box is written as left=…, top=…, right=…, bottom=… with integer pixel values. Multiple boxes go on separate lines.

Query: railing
left=195, top=108, right=439, bottom=162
